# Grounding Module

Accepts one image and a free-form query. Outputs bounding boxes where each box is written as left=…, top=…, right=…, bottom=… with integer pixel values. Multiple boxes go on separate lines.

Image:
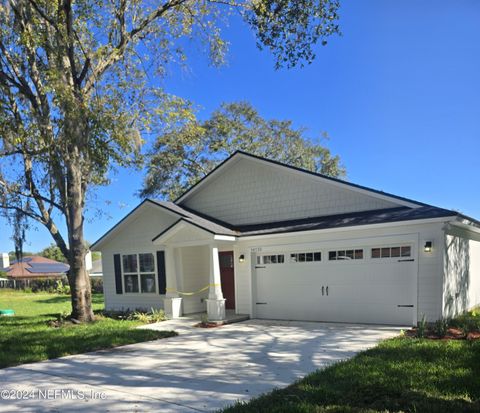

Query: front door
left=219, top=251, right=235, bottom=310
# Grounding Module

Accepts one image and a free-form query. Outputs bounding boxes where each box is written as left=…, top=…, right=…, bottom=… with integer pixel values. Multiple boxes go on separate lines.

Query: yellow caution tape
left=165, top=283, right=221, bottom=296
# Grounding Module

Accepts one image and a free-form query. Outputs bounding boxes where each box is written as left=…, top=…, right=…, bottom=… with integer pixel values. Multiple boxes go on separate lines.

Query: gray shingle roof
left=151, top=203, right=463, bottom=240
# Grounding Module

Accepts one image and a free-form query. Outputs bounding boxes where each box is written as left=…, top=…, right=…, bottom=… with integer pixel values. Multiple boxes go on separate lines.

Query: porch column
left=206, top=244, right=226, bottom=321
left=163, top=246, right=183, bottom=318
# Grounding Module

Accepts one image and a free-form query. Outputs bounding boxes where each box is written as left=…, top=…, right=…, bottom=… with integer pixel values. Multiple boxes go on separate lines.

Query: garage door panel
left=254, top=242, right=416, bottom=326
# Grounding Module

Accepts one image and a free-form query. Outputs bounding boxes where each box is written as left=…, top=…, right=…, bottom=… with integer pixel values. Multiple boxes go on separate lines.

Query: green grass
left=0, top=290, right=176, bottom=369
left=223, top=337, right=480, bottom=413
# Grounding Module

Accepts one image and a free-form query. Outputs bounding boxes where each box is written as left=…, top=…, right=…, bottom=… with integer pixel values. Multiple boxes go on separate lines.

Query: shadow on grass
left=223, top=338, right=480, bottom=413
left=35, top=293, right=104, bottom=305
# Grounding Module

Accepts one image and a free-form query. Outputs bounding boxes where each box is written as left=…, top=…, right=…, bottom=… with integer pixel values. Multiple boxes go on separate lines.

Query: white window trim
left=121, top=252, right=158, bottom=295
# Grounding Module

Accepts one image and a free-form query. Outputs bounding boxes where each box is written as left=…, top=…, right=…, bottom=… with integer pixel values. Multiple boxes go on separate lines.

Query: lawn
left=223, top=337, right=480, bottom=413
left=0, top=290, right=176, bottom=369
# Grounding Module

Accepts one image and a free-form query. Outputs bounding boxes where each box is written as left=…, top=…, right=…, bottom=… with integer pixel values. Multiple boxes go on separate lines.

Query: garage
left=253, top=239, right=417, bottom=325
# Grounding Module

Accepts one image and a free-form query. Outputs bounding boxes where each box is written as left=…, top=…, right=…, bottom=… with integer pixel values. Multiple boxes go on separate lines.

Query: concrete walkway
left=0, top=320, right=402, bottom=412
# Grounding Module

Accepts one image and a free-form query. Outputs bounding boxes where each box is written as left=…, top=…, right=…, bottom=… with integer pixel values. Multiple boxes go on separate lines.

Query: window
left=257, top=254, right=285, bottom=265
left=290, top=252, right=321, bottom=263
left=329, top=249, right=364, bottom=261
left=122, top=253, right=156, bottom=293
left=371, top=245, right=411, bottom=259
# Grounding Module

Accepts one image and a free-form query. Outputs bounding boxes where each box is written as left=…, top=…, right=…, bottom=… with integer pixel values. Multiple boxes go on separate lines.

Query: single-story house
left=0, top=254, right=70, bottom=280
left=92, top=151, right=480, bottom=326
left=89, top=259, right=103, bottom=278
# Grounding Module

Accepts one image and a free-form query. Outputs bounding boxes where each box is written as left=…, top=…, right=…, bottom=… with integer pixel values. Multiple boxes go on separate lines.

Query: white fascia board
left=239, top=217, right=452, bottom=241
left=213, top=235, right=237, bottom=242
left=444, top=221, right=480, bottom=242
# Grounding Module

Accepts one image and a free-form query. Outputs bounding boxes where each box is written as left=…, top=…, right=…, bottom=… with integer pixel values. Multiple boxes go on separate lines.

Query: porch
left=153, top=219, right=240, bottom=321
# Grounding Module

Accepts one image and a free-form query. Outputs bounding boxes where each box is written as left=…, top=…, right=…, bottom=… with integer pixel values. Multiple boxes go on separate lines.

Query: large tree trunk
left=68, top=235, right=94, bottom=322
left=65, top=142, right=94, bottom=322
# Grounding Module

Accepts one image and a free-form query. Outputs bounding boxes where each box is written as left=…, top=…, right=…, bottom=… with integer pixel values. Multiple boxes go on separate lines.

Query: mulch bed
left=405, top=327, right=480, bottom=340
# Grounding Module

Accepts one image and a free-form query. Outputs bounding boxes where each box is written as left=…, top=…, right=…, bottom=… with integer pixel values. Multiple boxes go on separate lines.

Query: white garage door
left=254, top=242, right=416, bottom=325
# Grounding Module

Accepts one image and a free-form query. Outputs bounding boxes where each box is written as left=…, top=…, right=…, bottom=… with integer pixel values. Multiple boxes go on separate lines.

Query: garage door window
left=371, top=246, right=411, bottom=259
left=290, top=252, right=321, bottom=262
left=328, top=249, right=364, bottom=261
left=257, top=254, right=285, bottom=265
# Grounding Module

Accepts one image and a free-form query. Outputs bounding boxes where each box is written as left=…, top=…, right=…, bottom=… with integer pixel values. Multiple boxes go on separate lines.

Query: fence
left=0, top=277, right=103, bottom=293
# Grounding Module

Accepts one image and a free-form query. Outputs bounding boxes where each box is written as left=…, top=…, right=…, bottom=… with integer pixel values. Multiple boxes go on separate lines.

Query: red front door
left=219, top=251, right=235, bottom=310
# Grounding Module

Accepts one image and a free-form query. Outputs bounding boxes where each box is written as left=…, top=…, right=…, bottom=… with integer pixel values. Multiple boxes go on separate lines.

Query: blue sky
left=1, top=0, right=479, bottom=253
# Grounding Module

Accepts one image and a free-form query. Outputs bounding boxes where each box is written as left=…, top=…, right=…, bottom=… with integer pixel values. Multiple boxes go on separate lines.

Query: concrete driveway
left=0, top=319, right=401, bottom=412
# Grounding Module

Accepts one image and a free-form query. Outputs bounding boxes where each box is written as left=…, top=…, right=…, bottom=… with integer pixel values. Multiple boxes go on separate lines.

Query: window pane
left=271, top=255, right=277, bottom=263
left=381, top=248, right=391, bottom=258
left=219, top=253, right=233, bottom=268
left=329, top=251, right=337, bottom=260
left=314, top=252, right=321, bottom=261
left=346, top=250, right=354, bottom=260
left=290, top=254, right=297, bottom=262
left=391, top=247, right=401, bottom=258
left=355, top=249, right=363, bottom=260
left=141, top=274, right=156, bottom=293
left=139, top=253, right=155, bottom=272
left=278, top=255, right=285, bottom=263
left=337, top=251, right=346, bottom=260
left=306, top=253, right=313, bottom=262
left=124, top=274, right=139, bottom=293
left=122, top=254, right=137, bottom=273
left=401, top=246, right=411, bottom=257
left=299, top=253, right=306, bottom=262
left=371, top=248, right=380, bottom=259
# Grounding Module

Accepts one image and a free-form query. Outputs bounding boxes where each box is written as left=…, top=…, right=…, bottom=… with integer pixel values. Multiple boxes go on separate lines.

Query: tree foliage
left=141, top=101, right=345, bottom=200
left=0, top=0, right=340, bottom=321
left=39, top=243, right=67, bottom=263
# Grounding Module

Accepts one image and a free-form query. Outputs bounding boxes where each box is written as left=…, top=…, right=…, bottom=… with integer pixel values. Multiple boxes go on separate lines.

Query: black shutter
left=157, top=251, right=166, bottom=294
left=113, top=254, right=123, bottom=294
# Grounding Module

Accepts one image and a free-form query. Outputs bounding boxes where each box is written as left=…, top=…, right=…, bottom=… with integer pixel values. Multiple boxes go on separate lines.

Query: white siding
left=443, top=232, right=480, bottom=318
left=179, top=246, right=209, bottom=314
left=182, top=157, right=403, bottom=225
left=234, top=221, right=446, bottom=322
left=99, top=203, right=177, bottom=311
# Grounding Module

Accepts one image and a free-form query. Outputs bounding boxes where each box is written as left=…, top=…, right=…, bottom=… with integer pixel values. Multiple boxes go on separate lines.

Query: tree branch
left=84, top=0, right=188, bottom=92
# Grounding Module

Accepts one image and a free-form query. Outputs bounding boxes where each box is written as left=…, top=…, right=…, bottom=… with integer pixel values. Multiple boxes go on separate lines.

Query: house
left=0, top=254, right=69, bottom=280
left=91, top=151, right=480, bottom=326
left=89, top=259, right=103, bottom=278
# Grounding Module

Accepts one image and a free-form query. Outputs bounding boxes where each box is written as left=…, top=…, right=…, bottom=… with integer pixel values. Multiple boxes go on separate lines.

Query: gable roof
left=90, top=199, right=235, bottom=250
left=92, top=151, right=479, bottom=250
left=175, top=150, right=427, bottom=209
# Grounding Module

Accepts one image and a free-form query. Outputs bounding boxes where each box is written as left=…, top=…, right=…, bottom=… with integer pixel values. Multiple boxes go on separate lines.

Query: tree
left=141, top=101, right=345, bottom=199
left=0, top=1, right=340, bottom=322
left=39, top=243, right=67, bottom=263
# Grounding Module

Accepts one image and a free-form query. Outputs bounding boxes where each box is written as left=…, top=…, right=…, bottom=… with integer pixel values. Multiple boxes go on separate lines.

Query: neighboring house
left=89, top=259, right=103, bottom=278
left=92, top=151, right=480, bottom=326
left=0, top=254, right=69, bottom=280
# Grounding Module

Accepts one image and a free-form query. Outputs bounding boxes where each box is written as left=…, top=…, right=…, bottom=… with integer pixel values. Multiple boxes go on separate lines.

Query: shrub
left=433, top=319, right=449, bottom=337
left=132, top=311, right=151, bottom=324
left=90, top=278, right=103, bottom=293
left=417, top=314, right=427, bottom=338
left=150, top=308, right=167, bottom=323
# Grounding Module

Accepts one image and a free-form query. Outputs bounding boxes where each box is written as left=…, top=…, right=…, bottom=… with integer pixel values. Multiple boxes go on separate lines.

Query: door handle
left=326, top=286, right=329, bottom=296
left=255, top=266, right=266, bottom=269
left=321, top=286, right=324, bottom=296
